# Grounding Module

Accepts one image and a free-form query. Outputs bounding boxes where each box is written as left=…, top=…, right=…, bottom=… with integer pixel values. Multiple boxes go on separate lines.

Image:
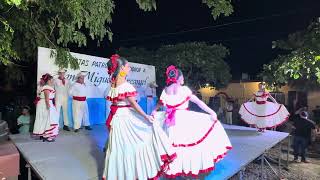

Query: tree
left=0, top=0, right=234, bottom=68
left=119, top=42, right=231, bottom=89
left=260, top=21, right=320, bottom=90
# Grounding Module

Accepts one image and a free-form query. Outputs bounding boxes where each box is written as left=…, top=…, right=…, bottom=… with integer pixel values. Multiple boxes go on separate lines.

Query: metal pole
left=261, top=153, right=265, bottom=179
left=278, top=140, right=282, bottom=173
left=286, top=135, right=291, bottom=168
left=265, top=156, right=279, bottom=178
left=26, top=164, right=31, bottom=180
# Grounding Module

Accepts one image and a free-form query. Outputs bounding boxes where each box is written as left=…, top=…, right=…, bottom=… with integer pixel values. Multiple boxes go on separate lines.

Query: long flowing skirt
left=239, top=101, right=289, bottom=129
left=33, top=100, right=59, bottom=138
left=154, top=110, right=232, bottom=178
left=102, top=108, right=177, bottom=180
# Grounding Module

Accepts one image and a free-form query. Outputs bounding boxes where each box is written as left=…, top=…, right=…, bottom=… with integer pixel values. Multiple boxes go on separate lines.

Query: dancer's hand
left=151, top=110, right=157, bottom=117
left=145, top=115, right=154, bottom=123
left=210, top=112, right=218, bottom=121
left=46, top=104, right=50, bottom=110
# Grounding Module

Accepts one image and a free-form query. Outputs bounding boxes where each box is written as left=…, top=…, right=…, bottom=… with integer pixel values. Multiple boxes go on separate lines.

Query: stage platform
left=9, top=124, right=289, bottom=180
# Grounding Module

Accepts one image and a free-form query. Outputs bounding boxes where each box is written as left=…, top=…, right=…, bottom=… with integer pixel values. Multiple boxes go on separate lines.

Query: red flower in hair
left=108, top=54, right=120, bottom=75
left=166, top=65, right=178, bottom=85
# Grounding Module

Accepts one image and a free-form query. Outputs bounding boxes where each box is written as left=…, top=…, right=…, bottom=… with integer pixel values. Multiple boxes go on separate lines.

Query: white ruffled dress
left=33, top=85, right=59, bottom=138
left=102, top=82, right=177, bottom=180
left=239, top=91, right=290, bottom=129
left=154, top=86, right=232, bottom=178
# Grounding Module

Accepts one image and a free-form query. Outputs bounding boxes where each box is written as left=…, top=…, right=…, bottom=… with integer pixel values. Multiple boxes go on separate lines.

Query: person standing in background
left=54, top=69, right=71, bottom=131
left=145, top=81, right=158, bottom=115
left=292, top=106, right=316, bottom=163
left=69, top=71, right=92, bottom=132
left=225, top=98, right=234, bottom=125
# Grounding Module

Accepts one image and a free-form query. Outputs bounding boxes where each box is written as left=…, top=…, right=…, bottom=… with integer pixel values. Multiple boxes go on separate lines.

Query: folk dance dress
left=102, top=82, right=177, bottom=180
left=239, top=91, right=289, bottom=129
left=153, top=86, right=232, bottom=178
left=33, top=85, right=59, bottom=138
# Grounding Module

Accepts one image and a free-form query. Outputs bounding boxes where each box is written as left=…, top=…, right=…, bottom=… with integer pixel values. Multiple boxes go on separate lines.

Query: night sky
left=71, top=0, right=320, bottom=80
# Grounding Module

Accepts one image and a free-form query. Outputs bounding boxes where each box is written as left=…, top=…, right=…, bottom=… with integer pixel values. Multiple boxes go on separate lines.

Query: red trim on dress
left=41, top=89, right=55, bottom=93
left=256, top=100, right=266, bottom=104
left=164, top=146, right=232, bottom=178
left=243, top=103, right=283, bottom=117
left=241, top=115, right=290, bottom=129
left=32, top=124, right=58, bottom=136
left=148, top=152, right=177, bottom=180
left=106, top=91, right=137, bottom=103
left=172, top=120, right=218, bottom=147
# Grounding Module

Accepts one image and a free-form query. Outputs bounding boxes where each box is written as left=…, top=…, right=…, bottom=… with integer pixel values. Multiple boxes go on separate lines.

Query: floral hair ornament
left=108, top=54, right=120, bottom=75
left=165, top=65, right=178, bottom=85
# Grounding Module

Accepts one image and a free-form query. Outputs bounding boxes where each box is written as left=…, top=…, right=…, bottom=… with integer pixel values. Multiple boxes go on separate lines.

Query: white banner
left=37, top=47, right=156, bottom=98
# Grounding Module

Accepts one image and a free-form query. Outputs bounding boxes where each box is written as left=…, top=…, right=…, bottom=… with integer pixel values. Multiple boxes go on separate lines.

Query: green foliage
left=202, top=0, right=233, bottom=19
left=5, top=0, right=21, bottom=6
left=0, top=19, right=18, bottom=65
left=136, top=0, right=157, bottom=11
left=0, top=0, right=233, bottom=69
left=119, top=42, right=231, bottom=89
left=50, top=48, right=79, bottom=70
left=260, top=21, right=320, bottom=90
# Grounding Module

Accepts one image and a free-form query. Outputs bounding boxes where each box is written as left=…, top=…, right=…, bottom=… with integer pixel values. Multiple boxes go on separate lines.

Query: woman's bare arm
left=44, top=90, right=50, bottom=109
left=127, top=96, right=153, bottom=122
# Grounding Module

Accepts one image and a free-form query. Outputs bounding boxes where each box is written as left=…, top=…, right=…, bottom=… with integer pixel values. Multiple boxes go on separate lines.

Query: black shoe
left=63, top=125, right=70, bottom=131
left=43, top=138, right=55, bottom=142
left=74, top=129, right=79, bottom=133
left=85, top=126, right=92, bottom=130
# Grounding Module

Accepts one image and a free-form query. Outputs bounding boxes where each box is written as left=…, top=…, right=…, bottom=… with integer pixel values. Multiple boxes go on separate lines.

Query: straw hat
left=58, top=69, right=67, bottom=73
left=76, top=71, right=88, bottom=79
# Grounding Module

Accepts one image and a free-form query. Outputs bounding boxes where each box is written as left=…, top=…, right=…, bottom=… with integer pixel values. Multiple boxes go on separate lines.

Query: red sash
left=256, top=100, right=266, bottom=104
left=73, top=96, right=86, bottom=101
left=106, top=105, right=131, bottom=130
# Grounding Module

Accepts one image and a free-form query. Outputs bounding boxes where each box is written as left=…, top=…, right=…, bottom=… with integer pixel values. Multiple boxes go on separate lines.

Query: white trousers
left=226, top=112, right=233, bottom=124
left=56, top=95, right=69, bottom=127
left=72, top=100, right=90, bottom=129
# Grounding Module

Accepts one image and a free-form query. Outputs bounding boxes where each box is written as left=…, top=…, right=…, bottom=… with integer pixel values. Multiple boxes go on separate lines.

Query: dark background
left=71, top=0, right=320, bottom=79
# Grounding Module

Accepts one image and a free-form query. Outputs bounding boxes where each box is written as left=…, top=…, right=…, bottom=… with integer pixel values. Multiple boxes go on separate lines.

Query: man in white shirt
left=69, top=71, right=92, bottom=132
left=54, top=69, right=70, bottom=131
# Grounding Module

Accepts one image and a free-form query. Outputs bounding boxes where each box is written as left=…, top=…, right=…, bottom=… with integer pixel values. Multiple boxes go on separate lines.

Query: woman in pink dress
left=102, top=55, right=176, bottom=180
left=239, top=82, right=289, bottom=132
left=152, top=65, right=232, bottom=179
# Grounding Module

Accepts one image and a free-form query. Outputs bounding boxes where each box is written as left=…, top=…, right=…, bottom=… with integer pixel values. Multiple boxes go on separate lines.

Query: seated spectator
left=17, top=106, right=31, bottom=134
